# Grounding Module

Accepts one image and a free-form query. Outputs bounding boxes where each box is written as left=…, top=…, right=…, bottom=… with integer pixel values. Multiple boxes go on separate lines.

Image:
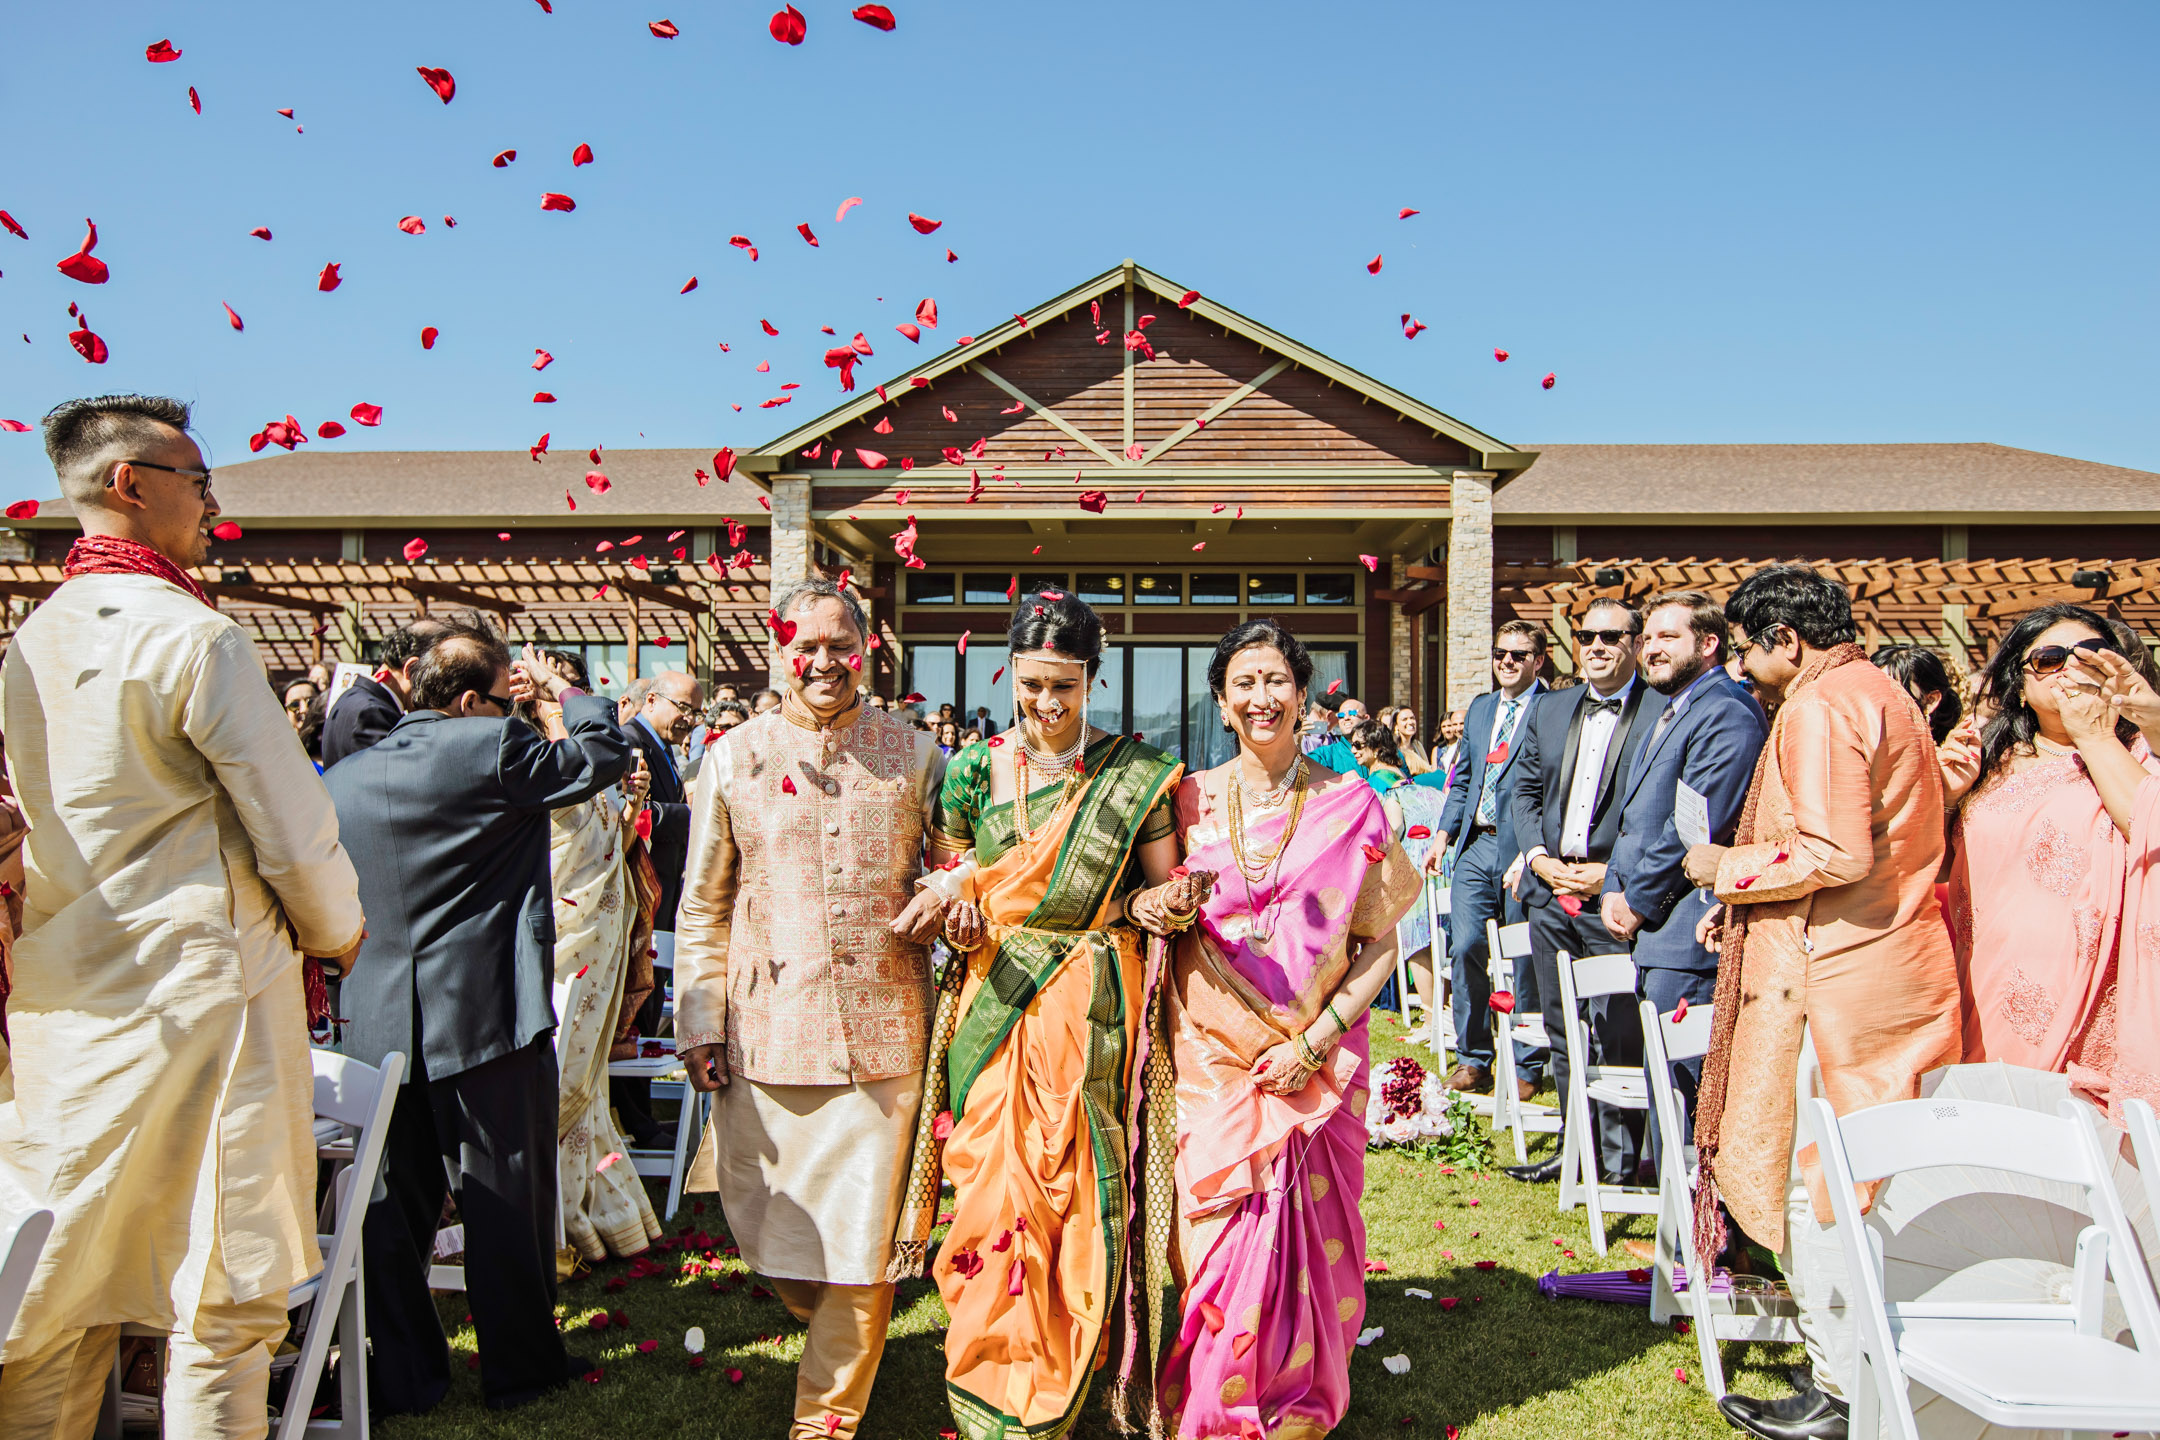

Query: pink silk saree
left=1159, top=774, right=1421, bottom=1439
left=1949, top=750, right=2160, bottom=1123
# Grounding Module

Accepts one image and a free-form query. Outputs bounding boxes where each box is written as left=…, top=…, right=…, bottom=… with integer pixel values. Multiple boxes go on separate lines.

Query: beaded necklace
left=1011, top=726, right=1092, bottom=851
left=1225, top=758, right=1309, bottom=945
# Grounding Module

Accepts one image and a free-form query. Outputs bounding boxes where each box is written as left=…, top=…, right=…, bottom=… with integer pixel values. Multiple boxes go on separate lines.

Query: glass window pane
left=1190, top=572, right=1239, bottom=605
left=963, top=643, right=1010, bottom=731
left=1076, top=572, right=1125, bottom=606
left=579, top=643, right=629, bottom=698
left=1132, top=572, right=1184, bottom=606
left=1187, top=645, right=1238, bottom=771
left=1131, top=647, right=1184, bottom=761
left=1308, top=647, right=1352, bottom=705
left=1017, top=573, right=1069, bottom=600
left=906, top=572, right=956, bottom=605
left=1304, top=572, right=1354, bottom=606
left=1247, top=573, right=1297, bottom=606
left=908, top=645, right=957, bottom=718
left=963, top=573, right=1015, bottom=605
left=1090, top=645, right=1126, bottom=734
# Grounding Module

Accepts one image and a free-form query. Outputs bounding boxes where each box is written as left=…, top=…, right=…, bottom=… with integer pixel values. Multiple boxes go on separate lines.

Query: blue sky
left=2, top=0, right=2157, bottom=503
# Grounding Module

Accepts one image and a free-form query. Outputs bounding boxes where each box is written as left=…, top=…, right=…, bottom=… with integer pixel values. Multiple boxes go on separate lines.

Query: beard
left=1645, top=652, right=1708, bottom=696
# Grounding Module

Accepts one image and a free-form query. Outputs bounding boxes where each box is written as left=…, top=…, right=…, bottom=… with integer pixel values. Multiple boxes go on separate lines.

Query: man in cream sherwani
left=0, top=394, right=364, bottom=1438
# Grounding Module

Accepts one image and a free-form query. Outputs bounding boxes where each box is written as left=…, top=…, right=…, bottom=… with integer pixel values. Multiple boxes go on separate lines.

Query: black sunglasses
left=483, top=691, right=515, bottom=711
left=110, top=459, right=213, bottom=497
left=1491, top=647, right=1538, bottom=662
left=2025, top=638, right=2115, bottom=676
left=1572, top=628, right=1634, bottom=647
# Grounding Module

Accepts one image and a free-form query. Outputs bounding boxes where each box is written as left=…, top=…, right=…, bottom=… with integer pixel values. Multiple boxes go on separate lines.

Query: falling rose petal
left=222, top=302, right=244, bottom=331
left=797, top=221, right=819, bottom=246
left=532, top=349, right=553, bottom=370
left=1399, top=206, right=1421, bottom=219
left=856, top=449, right=888, bottom=468
left=146, top=39, right=182, bottom=62
left=893, top=321, right=921, bottom=343
left=4, top=500, right=37, bottom=518
left=1358, top=553, right=1380, bottom=572
left=317, top=420, right=346, bottom=439
left=1494, top=348, right=1509, bottom=362
left=0, top=421, right=29, bottom=433
left=729, top=235, right=758, bottom=259
left=403, top=538, right=429, bottom=562
left=534, top=391, right=557, bottom=403
left=585, top=470, right=612, bottom=493
left=769, top=5, right=807, bottom=44
left=1077, top=490, right=1108, bottom=514
left=56, top=220, right=109, bottom=284
left=1401, top=314, right=1427, bottom=339
left=421, top=326, right=439, bottom=349
left=780, top=774, right=797, bottom=796
left=67, top=323, right=107, bottom=363
left=350, top=402, right=383, bottom=426
left=713, top=447, right=737, bottom=480
left=1326, top=678, right=1342, bottom=695
left=760, top=318, right=779, bottom=336
left=835, top=196, right=864, bottom=222
left=188, top=86, right=201, bottom=114
left=648, top=18, right=680, bottom=37
left=1366, top=254, right=1383, bottom=275
left=1542, top=373, right=1556, bottom=389
left=946, top=248, right=957, bottom=262
left=398, top=215, right=427, bottom=235
left=908, top=213, right=942, bottom=234
left=493, top=149, right=517, bottom=167
left=416, top=66, right=456, bottom=103
left=1362, top=844, right=1386, bottom=864
left=541, top=192, right=576, bottom=212
left=317, top=261, right=342, bottom=291
left=957, top=630, right=970, bottom=655
left=680, top=275, right=698, bottom=294
left=0, top=212, right=27, bottom=241
left=1177, top=290, right=1201, bottom=307
left=277, top=108, right=294, bottom=118
left=531, top=432, right=550, bottom=461
left=852, top=4, right=897, bottom=29
left=636, top=1340, right=659, bottom=1355
left=1673, top=996, right=1690, bottom=1021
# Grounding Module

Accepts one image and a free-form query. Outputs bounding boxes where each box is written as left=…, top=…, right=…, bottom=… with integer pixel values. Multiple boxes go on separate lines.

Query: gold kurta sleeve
left=1714, top=691, right=1874, bottom=908
left=672, top=738, right=739, bottom=1053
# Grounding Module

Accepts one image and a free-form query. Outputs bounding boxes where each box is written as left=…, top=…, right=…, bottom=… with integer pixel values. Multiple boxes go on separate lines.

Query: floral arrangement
left=1365, top=1055, right=1496, bottom=1170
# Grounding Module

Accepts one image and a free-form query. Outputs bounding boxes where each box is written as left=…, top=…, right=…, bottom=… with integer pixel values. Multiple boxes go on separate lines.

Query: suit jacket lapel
left=1556, top=690, right=1587, bottom=814
left=1596, top=681, right=1652, bottom=813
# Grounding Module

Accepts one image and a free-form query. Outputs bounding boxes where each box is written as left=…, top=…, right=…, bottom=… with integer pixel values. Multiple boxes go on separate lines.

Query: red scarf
left=62, top=534, right=213, bottom=607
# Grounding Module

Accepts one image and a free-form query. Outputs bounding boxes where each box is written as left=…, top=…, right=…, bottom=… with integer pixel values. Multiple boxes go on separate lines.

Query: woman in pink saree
left=1946, top=603, right=2160, bottom=1123
left=1159, top=621, right=1423, bottom=1439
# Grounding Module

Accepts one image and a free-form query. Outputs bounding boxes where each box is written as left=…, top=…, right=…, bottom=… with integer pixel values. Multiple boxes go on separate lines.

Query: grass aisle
left=382, top=1011, right=1797, bottom=1439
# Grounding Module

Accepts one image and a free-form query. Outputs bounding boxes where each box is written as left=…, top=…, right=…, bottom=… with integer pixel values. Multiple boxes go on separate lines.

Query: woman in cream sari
left=896, top=593, right=1211, bottom=1440
left=537, top=652, right=665, bottom=1263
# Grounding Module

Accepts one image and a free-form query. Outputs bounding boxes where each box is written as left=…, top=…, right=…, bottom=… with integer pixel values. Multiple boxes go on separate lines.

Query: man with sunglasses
left=1679, top=565, right=1959, bottom=1440
left=1502, top=599, right=1666, bottom=1185
left=328, top=623, right=632, bottom=1414
left=0, top=394, right=365, bottom=1436
left=1430, top=619, right=1550, bottom=1094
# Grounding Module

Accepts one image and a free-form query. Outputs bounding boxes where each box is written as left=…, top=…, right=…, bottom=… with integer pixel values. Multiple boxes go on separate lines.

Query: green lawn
left=378, top=1010, right=1795, bottom=1439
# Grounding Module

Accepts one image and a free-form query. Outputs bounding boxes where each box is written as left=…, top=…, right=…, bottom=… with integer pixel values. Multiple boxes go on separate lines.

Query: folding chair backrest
left=1568, top=952, right=1638, bottom=1001
left=0, top=1180, right=54, bottom=1343
left=1638, top=1000, right=1687, bottom=1160
left=1657, top=1001, right=1716, bottom=1064
left=1828, top=1098, right=2093, bottom=1188
left=1496, top=921, right=1532, bottom=963
left=2127, top=1099, right=2159, bottom=1196
left=312, top=1048, right=406, bottom=1225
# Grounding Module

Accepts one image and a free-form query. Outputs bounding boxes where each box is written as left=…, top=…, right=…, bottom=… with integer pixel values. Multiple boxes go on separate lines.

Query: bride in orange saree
left=892, top=593, right=1211, bottom=1440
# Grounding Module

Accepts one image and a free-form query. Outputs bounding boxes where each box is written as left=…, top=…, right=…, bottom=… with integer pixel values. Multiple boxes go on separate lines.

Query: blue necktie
left=1474, top=698, right=1519, bottom=826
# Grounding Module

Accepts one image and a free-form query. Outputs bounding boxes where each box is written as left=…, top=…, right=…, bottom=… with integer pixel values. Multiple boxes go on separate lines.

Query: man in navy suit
left=1503, top=599, right=1666, bottom=1184
left=1600, top=591, right=1767, bottom=1153
left=1432, top=620, right=1548, bottom=1094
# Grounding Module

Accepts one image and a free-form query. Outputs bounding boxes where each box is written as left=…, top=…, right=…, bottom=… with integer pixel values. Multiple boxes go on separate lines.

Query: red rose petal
left=852, top=4, right=897, bottom=29
left=1488, top=990, right=1516, bottom=1015
left=316, top=261, right=341, bottom=291
left=421, top=326, right=439, bottom=349
left=187, top=86, right=201, bottom=113
left=769, top=5, right=806, bottom=43
left=223, top=302, right=243, bottom=332
left=402, top=538, right=429, bottom=562
left=533, top=392, right=557, bottom=403
left=493, top=149, right=517, bottom=167
left=317, top=421, right=346, bottom=439
left=1366, top=254, right=1383, bottom=274
left=146, top=39, right=182, bottom=62
left=541, top=192, right=576, bottom=212
left=680, top=276, right=698, bottom=293
left=350, top=402, right=383, bottom=426
left=908, top=212, right=942, bottom=234
left=1230, top=1331, right=1257, bottom=1358
left=648, top=18, right=679, bottom=37
left=1199, top=1300, right=1224, bottom=1333
left=713, top=447, right=737, bottom=480
left=1362, top=843, right=1386, bottom=863
left=1078, top=489, right=1108, bottom=514
left=1494, top=348, right=1509, bottom=362
left=797, top=221, right=819, bottom=246
left=56, top=220, right=109, bottom=285
left=0, top=421, right=29, bottom=433
left=248, top=226, right=271, bottom=241
left=532, top=349, right=553, bottom=371
left=398, top=215, right=426, bottom=235
left=4, top=500, right=39, bottom=519
left=1408, top=825, right=1431, bottom=840
left=1542, top=372, right=1556, bottom=389
left=416, top=66, right=456, bottom=103
left=780, top=775, right=796, bottom=796
left=1402, top=314, right=1427, bottom=339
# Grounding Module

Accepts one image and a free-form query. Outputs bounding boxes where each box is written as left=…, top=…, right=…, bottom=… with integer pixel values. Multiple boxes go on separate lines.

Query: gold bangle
left=1163, top=904, right=1198, bottom=930
left=1325, top=998, right=1352, bottom=1037
left=1292, top=1030, right=1322, bottom=1071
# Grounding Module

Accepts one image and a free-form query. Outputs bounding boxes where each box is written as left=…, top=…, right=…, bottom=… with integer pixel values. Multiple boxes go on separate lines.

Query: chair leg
left=1557, top=1121, right=1581, bottom=1211
left=338, top=1264, right=368, bottom=1437
left=664, top=1084, right=700, bottom=1222
left=274, top=1289, right=335, bottom=1440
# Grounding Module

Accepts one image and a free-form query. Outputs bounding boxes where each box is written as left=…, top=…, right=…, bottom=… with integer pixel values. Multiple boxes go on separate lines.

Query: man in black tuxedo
left=1504, top=598, right=1666, bottom=1185
left=329, top=622, right=631, bottom=1414
left=321, top=618, right=445, bottom=767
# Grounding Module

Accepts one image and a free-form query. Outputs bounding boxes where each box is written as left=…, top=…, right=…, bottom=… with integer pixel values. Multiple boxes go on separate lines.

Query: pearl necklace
left=1235, top=755, right=1303, bottom=810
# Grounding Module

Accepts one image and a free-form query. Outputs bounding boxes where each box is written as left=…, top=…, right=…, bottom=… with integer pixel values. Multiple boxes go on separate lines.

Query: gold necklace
left=1012, top=739, right=1088, bottom=851
left=1227, top=759, right=1307, bottom=881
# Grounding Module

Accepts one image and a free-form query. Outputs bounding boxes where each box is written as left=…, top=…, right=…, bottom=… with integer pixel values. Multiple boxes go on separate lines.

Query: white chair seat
left=1511, top=1017, right=1550, bottom=1048
left=1584, top=1075, right=1647, bottom=1107
left=1899, top=1326, right=2160, bottom=1426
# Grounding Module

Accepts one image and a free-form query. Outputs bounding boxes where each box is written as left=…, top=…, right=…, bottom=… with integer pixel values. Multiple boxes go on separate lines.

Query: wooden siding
left=1967, top=524, right=2160, bottom=561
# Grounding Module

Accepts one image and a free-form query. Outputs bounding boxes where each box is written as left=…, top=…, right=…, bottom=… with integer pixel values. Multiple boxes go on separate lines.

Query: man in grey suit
left=328, top=622, right=631, bottom=1415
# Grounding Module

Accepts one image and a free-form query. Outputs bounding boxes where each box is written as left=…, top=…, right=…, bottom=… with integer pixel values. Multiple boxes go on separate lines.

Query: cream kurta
left=0, top=574, right=363, bottom=1360
left=676, top=697, right=940, bottom=1282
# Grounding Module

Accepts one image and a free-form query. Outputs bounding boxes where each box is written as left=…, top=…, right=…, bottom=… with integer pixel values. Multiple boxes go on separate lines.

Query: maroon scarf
left=61, top=534, right=333, bottom=1030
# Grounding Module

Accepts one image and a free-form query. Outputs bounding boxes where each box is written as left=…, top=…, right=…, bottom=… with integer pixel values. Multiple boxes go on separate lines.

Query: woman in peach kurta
left=1946, top=605, right=2160, bottom=1123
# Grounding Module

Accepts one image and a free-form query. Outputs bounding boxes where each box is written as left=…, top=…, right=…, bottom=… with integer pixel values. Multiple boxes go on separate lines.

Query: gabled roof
left=742, top=259, right=1534, bottom=476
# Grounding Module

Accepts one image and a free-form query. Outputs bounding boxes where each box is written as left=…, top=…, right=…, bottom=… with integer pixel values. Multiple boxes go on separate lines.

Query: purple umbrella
left=1537, top=1266, right=1733, bottom=1305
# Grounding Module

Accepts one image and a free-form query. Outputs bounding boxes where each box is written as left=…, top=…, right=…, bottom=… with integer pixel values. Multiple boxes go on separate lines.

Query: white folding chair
left=1555, top=951, right=1654, bottom=1251
left=0, top=1176, right=54, bottom=1346
left=1423, top=880, right=1452, bottom=1057
left=611, top=1047, right=708, bottom=1222
left=1806, top=1094, right=2160, bottom=1440
left=1639, top=1000, right=1798, bottom=1397
left=1483, top=918, right=1558, bottom=1158
left=2130, top=1098, right=2160, bottom=1290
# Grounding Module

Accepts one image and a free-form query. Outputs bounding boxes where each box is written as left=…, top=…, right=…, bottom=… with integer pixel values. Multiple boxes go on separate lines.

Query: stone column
left=766, top=475, right=811, bottom=688
left=1389, top=552, right=1413, bottom=709
left=1444, top=471, right=1496, bottom=711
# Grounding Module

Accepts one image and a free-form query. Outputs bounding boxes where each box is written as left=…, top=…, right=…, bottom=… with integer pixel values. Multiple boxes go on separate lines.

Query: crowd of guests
left=0, top=395, right=2154, bottom=1440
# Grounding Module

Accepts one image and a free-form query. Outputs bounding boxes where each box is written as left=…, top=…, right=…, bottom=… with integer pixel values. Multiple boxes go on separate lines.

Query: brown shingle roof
left=1495, top=443, right=2160, bottom=524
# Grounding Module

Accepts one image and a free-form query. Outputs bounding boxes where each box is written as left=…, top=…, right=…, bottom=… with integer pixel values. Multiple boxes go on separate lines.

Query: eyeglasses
left=482, top=691, right=514, bottom=712
left=1572, top=628, right=1634, bottom=647
left=109, top=460, right=213, bottom=497
left=2025, top=638, right=2114, bottom=675
left=1736, top=624, right=1789, bottom=656
left=1490, top=647, right=1538, bottom=663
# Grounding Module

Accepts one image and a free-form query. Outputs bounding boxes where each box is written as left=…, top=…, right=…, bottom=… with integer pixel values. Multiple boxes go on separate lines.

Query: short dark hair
left=1643, top=589, right=1732, bottom=663
left=1725, top=564, right=1857, bottom=650
left=381, top=617, right=450, bottom=671
left=1581, top=597, right=1643, bottom=635
left=409, top=620, right=511, bottom=712
left=1871, top=643, right=1964, bottom=746
left=1313, top=691, right=1349, bottom=715
left=42, top=394, right=194, bottom=507
left=1207, top=618, right=1315, bottom=697
left=1495, top=618, right=1548, bottom=653
left=1348, top=718, right=1408, bottom=773
left=542, top=647, right=590, bottom=690
left=1008, top=591, right=1105, bottom=678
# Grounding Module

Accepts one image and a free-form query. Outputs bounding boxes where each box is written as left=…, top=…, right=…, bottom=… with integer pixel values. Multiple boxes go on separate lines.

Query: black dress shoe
left=1503, top=1157, right=1564, bottom=1184
left=1717, top=1385, right=1848, bottom=1440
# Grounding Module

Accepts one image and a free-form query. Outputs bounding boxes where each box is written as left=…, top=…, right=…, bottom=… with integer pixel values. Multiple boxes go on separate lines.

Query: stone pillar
left=1444, top=471, right=1496, bottom=711
left=766, top=476, right=811, bottom=688
left=1388, top=553, right=1413, bottom=709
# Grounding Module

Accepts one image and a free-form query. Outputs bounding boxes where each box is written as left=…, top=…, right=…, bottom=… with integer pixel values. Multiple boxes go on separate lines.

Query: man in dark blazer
left=329, top=623, right=630, bottom=1414
left=613, top=668, right=703, bottom=1145
left=1504, top=599, right=1666, bottom=1185
left=1432, top=621, right=1549, bottom=1095
left=321, top=618, right=444, bottom=767
left=1600, top=591, right=1767, bottom=1153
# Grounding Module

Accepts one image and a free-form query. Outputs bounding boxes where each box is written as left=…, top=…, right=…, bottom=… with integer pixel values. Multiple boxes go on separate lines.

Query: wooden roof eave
left=739, top=259, right=1537, bottom=479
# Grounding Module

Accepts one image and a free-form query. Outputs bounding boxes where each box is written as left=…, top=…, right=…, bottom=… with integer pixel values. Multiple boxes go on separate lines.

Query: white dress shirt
left=1560, top=676, right=1637, bottom=857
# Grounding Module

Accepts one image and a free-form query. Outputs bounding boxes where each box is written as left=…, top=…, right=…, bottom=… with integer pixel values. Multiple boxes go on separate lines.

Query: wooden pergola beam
left=205, top=583, right=344, bottom=616
left=400, top=577, right=527, bottom=615
left=612, top=577, right=706, bottom=615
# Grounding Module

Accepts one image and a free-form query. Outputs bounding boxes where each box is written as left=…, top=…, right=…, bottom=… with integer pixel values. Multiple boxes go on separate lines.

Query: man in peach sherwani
left=1681, top=565, right=1962, bottom=1440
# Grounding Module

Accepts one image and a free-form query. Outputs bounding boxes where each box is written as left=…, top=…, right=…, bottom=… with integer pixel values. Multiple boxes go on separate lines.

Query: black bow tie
left=1583, top=696, right=1624, bottom=717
